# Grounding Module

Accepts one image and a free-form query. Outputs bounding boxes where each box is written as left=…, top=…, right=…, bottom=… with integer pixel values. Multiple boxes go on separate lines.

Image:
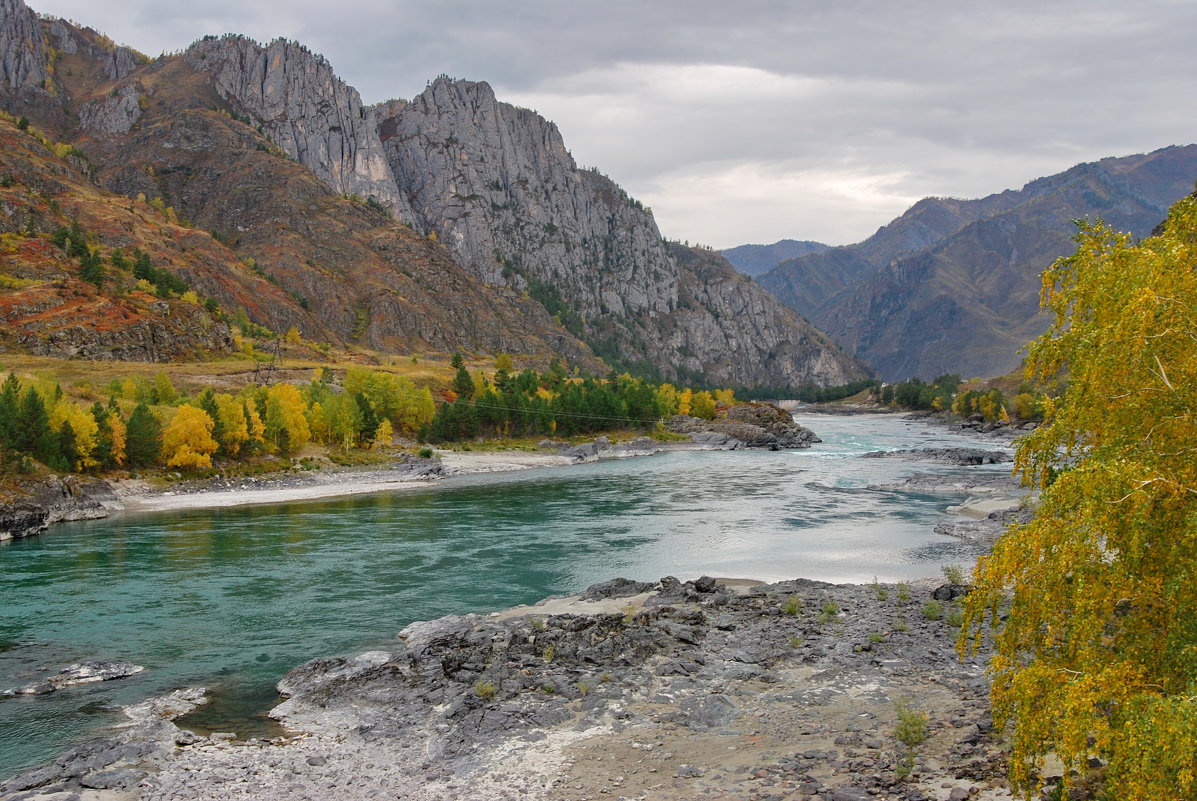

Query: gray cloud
left=31, top=0, right=1197, bottom=246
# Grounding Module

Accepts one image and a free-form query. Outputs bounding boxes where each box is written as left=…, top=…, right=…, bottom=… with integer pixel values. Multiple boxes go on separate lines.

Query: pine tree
left=15, top=387, right=50, bottom=457
left=79, top=247, right=105, bottom=287
left=125, top=402, right=162, bottom=467
left=353, top=392, right=377, bottom=447
left=197, top=388, right=224, bottom=449
left=452, top=365, right=475, bottom=400
left=0, top=372, right=21, bottom=447
left=58, top=420, right=77, bottom=472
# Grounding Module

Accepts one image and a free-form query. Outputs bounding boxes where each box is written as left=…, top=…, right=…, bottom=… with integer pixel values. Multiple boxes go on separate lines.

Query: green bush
left=922, top=599, right=944, bottom=620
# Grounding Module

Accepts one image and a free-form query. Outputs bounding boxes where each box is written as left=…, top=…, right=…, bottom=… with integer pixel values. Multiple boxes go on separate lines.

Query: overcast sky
left=30, top=0, right=1197, bottom=248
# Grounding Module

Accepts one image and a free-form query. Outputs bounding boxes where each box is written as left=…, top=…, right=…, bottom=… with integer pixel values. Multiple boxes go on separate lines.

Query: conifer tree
left=0, top=372, right=21, bottom=447
left=125, top=402, right=162, bottom=467
left=452, top=365, right=475, bottom=400
left=16, top=387, right=51, bottom=458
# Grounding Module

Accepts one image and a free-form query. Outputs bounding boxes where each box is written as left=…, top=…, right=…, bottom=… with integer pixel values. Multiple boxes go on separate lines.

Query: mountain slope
left=0, top=19, right=597, bottom=367
left=760, top=146, right=1197, bottom=380
left=0, top=2, right=868, bottom=387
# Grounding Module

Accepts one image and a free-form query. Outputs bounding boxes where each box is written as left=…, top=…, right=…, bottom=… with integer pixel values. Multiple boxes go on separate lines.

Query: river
left=0, top=412, right=1014, bottom=779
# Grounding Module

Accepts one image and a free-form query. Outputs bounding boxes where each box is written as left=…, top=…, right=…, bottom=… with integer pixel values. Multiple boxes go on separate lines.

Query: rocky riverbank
left=1, top=575, right=1012, bottom=801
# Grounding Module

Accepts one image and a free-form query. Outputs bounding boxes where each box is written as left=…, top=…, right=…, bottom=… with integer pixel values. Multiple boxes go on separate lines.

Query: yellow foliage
left=285, top=326, right=301, bottom=344
left=655, top=383, right=679, bottom=416
left=690, top=390, right=717, bottom=420
left=50, top=400, right=98, bottom=470
left=373, top=419, right=393, bottom=449
left=162, top=404, right=218, bottom=469
left=264, top=383, right=310, bottom=454
left=677, top=388, right=692, bottom=416
left=106, top=412, right=126, bottom=466
left=962, top=200, right=1197, bottom=800
left=714, top=388, right=736, bottom=405
left=180, top=290, right=199, bottom=304
left=214, top=393, right=249, bottom=456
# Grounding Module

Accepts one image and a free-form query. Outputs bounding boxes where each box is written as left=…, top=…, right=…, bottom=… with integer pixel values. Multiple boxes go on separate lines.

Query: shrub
left=473, top=680, right=497, bottom=700
left=922, top=599, right=944, bottom=620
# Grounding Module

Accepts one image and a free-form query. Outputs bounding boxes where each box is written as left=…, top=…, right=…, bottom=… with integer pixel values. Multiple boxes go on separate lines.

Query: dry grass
left=0, top=353, right=461, bottom=401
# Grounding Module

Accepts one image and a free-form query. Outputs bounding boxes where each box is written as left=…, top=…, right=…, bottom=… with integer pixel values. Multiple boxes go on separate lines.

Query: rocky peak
left=376, top=75, right=677, bottom=318
left=0, top=0, right=49, bottom=97
left=46, top=18, right=141, bottom=81
left=184, top=35, right=414, bottom=221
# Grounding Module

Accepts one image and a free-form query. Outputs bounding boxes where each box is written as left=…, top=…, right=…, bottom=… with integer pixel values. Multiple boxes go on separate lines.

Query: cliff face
left=0, top=0, right=48, bottom=99
left=185, top=36, right=415, bottom=222
left=666, top=245, right=870, bottom=387
left=760, top=145, right=1197, bottom=381
left=375, top=79, right=676, bottom=319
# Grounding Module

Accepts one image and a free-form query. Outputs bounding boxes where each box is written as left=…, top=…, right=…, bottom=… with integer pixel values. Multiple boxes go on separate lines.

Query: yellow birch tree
left=962, top=198, right=1197, bottom=800
left=162, top=404, right=218, bottom=469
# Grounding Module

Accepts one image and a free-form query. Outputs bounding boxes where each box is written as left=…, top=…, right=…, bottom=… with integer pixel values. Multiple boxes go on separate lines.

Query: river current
left=0, top=412, right=1014, bottom=779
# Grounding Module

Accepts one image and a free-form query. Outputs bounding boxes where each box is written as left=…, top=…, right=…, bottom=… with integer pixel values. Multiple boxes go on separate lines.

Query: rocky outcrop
left=185, top=36, right=414, bottom=221
left=668, top=402, right=820, bottom=449
left=3, top=577, right=1005, bottom=800
left=2, top=284, right=236, bottom=362
left=376, top=79, right=675, bottom=315
left=373, top=78, right=869, bottom=387
left=862, top=447, right=1012, bottom=465
left=0, top=476, right=119, bottom=541
left=78, top=83, right=141, bottom=137
left=0, top=0, right=49, bottom=97
left=4, top=661, right=145, bottom=696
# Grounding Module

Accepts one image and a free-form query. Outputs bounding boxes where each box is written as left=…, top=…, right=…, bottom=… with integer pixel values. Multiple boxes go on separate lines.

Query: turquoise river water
left=0, top=413, right=1014, bottom=779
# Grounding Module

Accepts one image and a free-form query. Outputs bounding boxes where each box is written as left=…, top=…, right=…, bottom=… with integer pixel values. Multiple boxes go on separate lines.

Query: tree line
left=427, top=355, right=732, bottom=442
left=0, top=357, right=737, bottom=473
left=0, top=366, right=436, bottom=474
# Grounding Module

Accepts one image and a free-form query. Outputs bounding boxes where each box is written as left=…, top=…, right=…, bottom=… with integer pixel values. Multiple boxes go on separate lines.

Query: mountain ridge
left=758, top=145, right=1197, bottom=380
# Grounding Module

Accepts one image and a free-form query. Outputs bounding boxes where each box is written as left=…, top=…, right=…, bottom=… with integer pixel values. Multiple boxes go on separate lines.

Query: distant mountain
left=758, top=146, right=1197, bottom=380
left=720, top=240, right=828, bottom=277
left=0, top=0, right=869, bottom=388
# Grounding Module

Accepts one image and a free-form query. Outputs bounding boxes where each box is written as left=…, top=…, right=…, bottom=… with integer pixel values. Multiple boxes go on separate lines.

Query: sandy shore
left=112, top=450, right=588, bottom=515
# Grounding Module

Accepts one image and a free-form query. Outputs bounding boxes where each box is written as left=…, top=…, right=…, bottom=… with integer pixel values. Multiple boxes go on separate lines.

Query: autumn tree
left=50, top=399, right=98, bottom=471
left=214, top=393, right=249, bottom=457
left=962, top=201, right=1197, bottom=800
left=689, top=390, right=717, bottom=420
left=264, top=383, right=311, bottom=454
left=152, top=371, right=177, bottom=404
left=373, top=419, right=393, bottom=449
left=162, top=404, right=218, bottom=469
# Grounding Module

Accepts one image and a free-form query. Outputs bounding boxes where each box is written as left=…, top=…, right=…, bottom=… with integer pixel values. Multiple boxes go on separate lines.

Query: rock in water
left=5, top=660, right=145, bottom=696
